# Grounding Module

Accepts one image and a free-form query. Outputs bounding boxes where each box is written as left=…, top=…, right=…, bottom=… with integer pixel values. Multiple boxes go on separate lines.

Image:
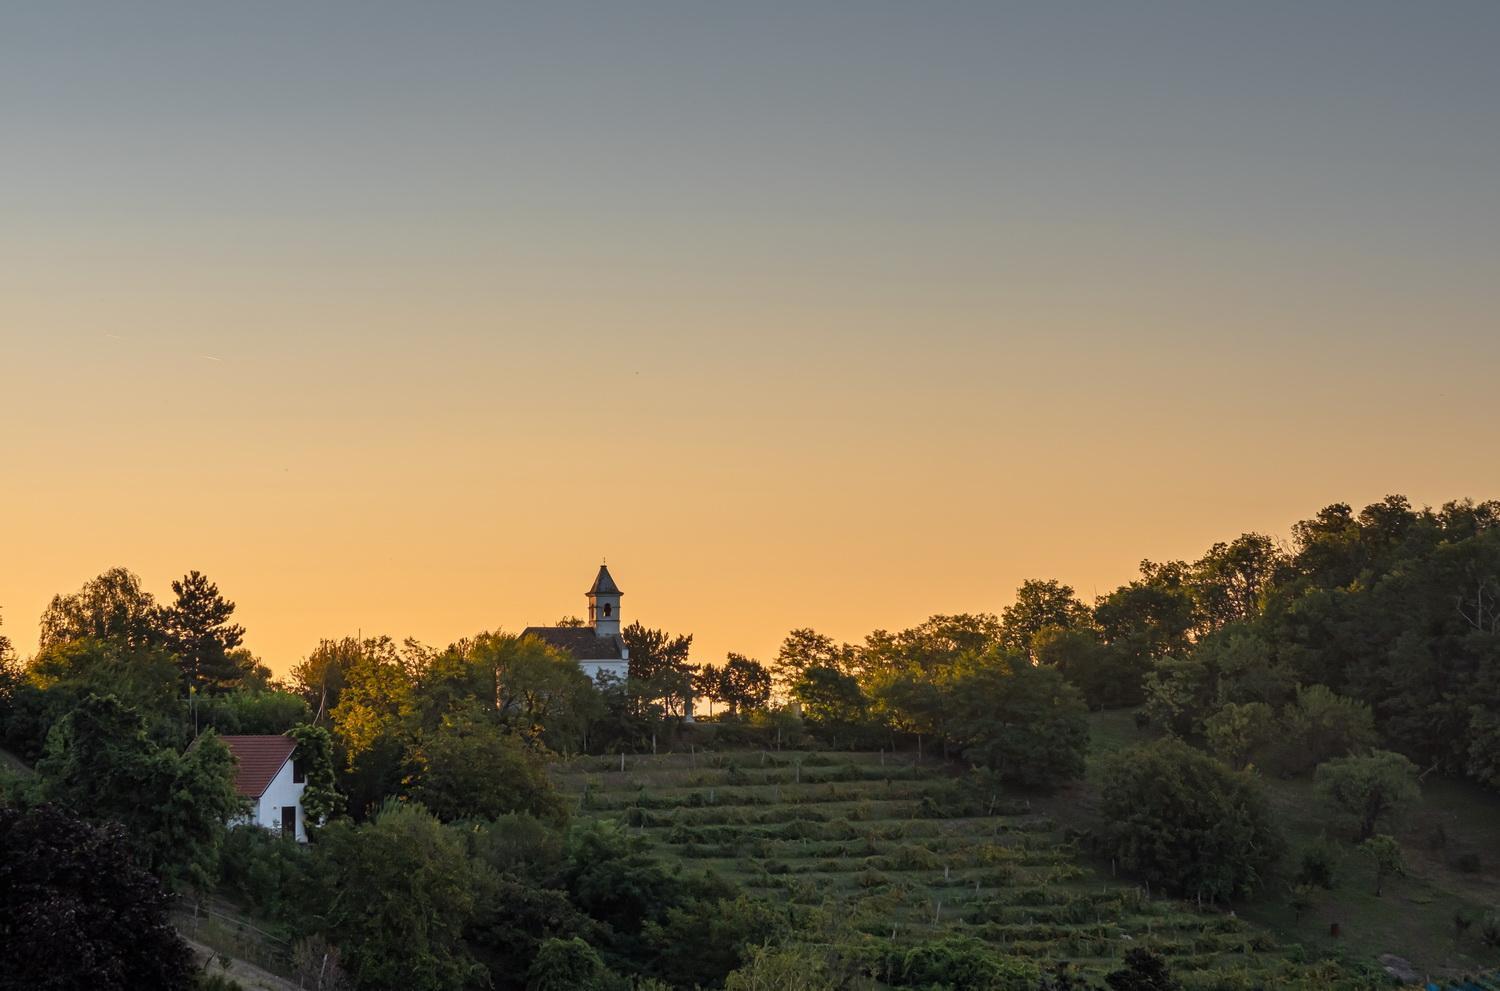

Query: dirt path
left=182, top=934, right=301, bottom=991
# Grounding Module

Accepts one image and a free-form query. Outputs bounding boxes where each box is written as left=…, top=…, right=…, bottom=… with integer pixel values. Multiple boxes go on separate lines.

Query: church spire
left=587, top=563, right=622, bottom=636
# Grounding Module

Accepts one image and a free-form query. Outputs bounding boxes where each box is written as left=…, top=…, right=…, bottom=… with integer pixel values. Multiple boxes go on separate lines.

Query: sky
left=3, top=2, right=1498, bottom=673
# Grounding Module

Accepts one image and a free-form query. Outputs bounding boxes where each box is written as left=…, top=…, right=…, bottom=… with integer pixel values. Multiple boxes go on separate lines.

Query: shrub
left=1097, top=738, right=1283, bottom=902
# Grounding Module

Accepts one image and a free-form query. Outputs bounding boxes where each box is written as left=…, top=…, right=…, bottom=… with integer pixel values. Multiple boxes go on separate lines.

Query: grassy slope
left=1045, top=710, right=1500, bottom=980
left=554, top=744, right=1364, bottom=989
left=0, top=745, right=33, bottom=776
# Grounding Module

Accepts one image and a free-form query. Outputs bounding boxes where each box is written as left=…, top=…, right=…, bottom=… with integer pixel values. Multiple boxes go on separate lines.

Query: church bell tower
left=587, top=563, right=622, bottom=638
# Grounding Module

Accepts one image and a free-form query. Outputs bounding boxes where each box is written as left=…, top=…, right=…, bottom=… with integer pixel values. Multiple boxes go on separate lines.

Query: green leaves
left=35, top=692, right=244, bottom=890
left=1314, top=750, right=1419, bottom=841
left=1098, top=738, right=1283, bottom=903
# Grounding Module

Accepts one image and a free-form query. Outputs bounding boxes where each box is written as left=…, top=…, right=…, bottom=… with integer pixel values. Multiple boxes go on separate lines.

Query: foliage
left=25, top=636, right=185, bottom=750
left=159, top=570, right=246, bottom=694
left=1314, top=750, right=1419, bottom=841
left=772, top=628, right=858, bottom=685
left=1360, top=834, right=1404, bottom=896
left=1270, top=685, right=1378, bottom=776
left=218, top=823, right=313, bottom=921
left=1204, top=701, right=1276, bottom=770
left=715, top=653, right=774, bottom=715
left=724, top=945, right=843, bottom=991
left=467, top=873, right=605, bottom=989
left=35, top=693, right=244, bottom=888
left=1140, top=655, right=1216, bottom=738
left=526, top=937, right=607, bottom=991
left=201, top=689, right=311, bottom=735
left=792, top=665, right=869, bottom=734
left=1093, top=561, right=1195, bottom=664
left=38, top=566, right=163, bottom=650
left=643, top=893, right=783, bottom=988
left=947, top=651, right=1089, bottom=789
left=406, top=706, right=565, bottom=823
left=893, top=934, right=1037, bottom=990
left=1000, top=579, right=1092, bottom=656
left=308, top=801, right=484, bottom=991
left=1103, top=948, right=1182, bottom=991
left=0, top=802, right=195, bottom=991
left=622, top=622, right=693, bottom=684
left=289, top=723, right=342, bottom=827
left=1293, top=837, right=1340, bottom=889
left=432, top=632, right=601, bottom=752
left=1033, top=626, right=1145, bottom=709
left=1097, top=738, right=1282, bottom=902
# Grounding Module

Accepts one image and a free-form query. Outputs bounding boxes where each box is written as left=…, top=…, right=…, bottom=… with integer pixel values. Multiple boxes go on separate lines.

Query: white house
left=522, top=564, right=631, bottom=682
left=219, top=734, right=308, bottom=843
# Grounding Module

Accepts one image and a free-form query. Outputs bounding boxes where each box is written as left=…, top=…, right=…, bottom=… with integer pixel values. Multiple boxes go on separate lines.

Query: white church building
left=522, top=564, right=631, bottom=682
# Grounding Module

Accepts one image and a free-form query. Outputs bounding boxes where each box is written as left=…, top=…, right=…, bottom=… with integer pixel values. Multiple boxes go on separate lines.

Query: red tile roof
left=218, top=735, right=296, bottom=799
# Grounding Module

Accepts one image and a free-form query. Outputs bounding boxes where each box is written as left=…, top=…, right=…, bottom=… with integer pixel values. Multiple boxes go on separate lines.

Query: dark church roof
left=587, top=564, right=622, bottom=596
left=521, top=626, right=626, bottom=660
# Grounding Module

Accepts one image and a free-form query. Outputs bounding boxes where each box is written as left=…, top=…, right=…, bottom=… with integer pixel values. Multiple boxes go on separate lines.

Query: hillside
left=1042, top=710, right=1500, bottom=981
left=553, top=744, right=1373, bottom=989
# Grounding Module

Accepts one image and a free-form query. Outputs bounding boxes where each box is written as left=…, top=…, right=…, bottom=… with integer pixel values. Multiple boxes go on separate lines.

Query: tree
left=0, top=803, right=196, bottom=991
left=328, top=636, right=421, bottom=817
left=861, top=614, right=1002, bottom=677
left=1140, top=655, right=1217, bottom=738
left=1094, top=561, right=1196, bottom=662
left=726, top=945, right=842, bottom=991
left=1205, top=702, right=1277, bottom=771
left=39, top=567, right=163, bottom=650
left=947, top=651, right=1088, bottom=789
left=695, top=664, right=727, bottom=715
left=27, top=636, right=183, bottom=743
left=458, top=633, right=599, bottom=751
left=1272, top=685, right=1378, bottom=776
left=289, top=636, right=370, bottom=718
left=1033, top=625, right=1143, bottom=709
left=201, top=689, right=311, bottom=735
left=310, top=802, right=483, bottom=991
left=1188, top=534, right=1285, bottom=634
left=1469, top=708, right=1500, bottom=789
left=642, top=893, right=782, bottom=988
left=159, top=570, right=246, bottom=694
left=35, top=693, right=244, bottom=889
left=406, top=707, right=565, bottom=823
left=718, top=654, right=772, bottom=715
left=772, top=628, right=857, bottom=685
left=1000, top=579, right=1091, bottom=655
left=1105, top=948, right=1182, bottom=991
left=621, top=622, right=693, bottom=683
left=525, top=937, right=606, bottom=991
left=1314, top=750, right=1419, bottom=841
left=791, top=665, right=871, bottom=740
left=1098, top=738, right=1283, bottom=902
left=1361, top=834, right=1404, bottom=896
left=0, top=607, right=14, bottom=670
left=288, top=723, right=342, bottom=828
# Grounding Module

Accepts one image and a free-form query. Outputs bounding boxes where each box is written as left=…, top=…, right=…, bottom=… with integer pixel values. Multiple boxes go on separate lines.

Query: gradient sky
left=3, top=2, right=1498, bottom=673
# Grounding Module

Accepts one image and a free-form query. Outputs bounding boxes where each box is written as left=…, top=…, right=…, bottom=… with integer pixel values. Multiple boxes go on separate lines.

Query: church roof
left=587, top=564, right=622, bottom=596
left=522, top=626, right=626, bottom=660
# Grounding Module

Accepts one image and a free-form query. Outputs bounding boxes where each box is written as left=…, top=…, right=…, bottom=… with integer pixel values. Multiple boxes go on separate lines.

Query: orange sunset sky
left=3, top=4, right=1498, bottom=673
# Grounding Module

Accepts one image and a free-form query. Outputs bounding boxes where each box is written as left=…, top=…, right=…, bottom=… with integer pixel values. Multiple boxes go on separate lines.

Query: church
left=522, top=564, right=631, bottom=682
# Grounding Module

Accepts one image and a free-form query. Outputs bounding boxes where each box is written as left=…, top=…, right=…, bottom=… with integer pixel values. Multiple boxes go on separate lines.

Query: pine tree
left=160, top=570, right=246, bottom=694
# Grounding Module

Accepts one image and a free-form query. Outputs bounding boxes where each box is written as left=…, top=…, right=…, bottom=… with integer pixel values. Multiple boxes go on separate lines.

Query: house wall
left=253, top=757, right=308, bottom=842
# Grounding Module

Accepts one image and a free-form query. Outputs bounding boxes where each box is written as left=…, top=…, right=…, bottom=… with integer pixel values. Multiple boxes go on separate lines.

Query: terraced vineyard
left=554, top=749, right=1374, bottom=989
